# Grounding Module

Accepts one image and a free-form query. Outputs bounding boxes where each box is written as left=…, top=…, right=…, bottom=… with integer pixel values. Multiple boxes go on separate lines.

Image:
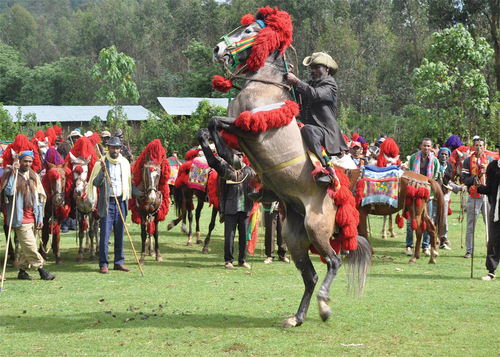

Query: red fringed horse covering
left=377, top=138, right=401, bottom=168
left=130, top=139, right=171, bottom=225
left=64, top=136, right=98, bottom=177
left=207, top=170, right=219, bottom=210
left=45, top=127, right=57, bottom=146
left=3, top=134, right=42, bottom=172
left=175, top=160, right=193, bottom=188
left=185, top=149, right=199, bottom=161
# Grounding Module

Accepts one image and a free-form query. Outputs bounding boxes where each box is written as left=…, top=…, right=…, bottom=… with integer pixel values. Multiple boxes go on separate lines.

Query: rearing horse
left=204, top=7, right=371, bottom=328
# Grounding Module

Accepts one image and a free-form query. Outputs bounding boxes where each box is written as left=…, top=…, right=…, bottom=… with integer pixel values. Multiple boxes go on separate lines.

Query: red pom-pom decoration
left=421, top=221, right=427, bottom=231
left=74, top=165, right=84, bottom=175
left=147, top=220, right=155, bottom=235
left=448, top=206, right=452, bottom=216
left=213, top=75, right=233, bottom=93
left=411, top=219, right=418, bottom=231
left=48, top=169, right=60, bottom=181
left=241, top=13, right=256, bottom=25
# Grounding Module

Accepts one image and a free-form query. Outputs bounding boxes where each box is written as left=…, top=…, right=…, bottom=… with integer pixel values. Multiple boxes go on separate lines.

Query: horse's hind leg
left=382, top=215, right=388, bottom=239
left=280, top=210, right=318, bottom=328
left=195, top=197, right=204, bottom=244
left=203, top=208, right=218, bottom=254
left=409, top=228, right=423, bottom=265
left=389, top=214, right=396, bottom=237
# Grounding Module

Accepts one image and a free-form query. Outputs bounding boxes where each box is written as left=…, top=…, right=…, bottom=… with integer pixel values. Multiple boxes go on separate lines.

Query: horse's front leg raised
left=207, top=116, right=242, bottom=169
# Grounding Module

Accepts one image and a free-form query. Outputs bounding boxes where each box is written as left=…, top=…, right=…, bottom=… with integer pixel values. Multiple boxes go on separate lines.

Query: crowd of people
left=1, top=50, right=499, bottom=283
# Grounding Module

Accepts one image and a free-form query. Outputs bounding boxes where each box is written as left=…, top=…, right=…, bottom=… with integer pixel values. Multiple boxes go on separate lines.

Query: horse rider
left=113, top=129, right=135, bottom=163
left=0, top=151, right=57, bottom=280
left=349, top=141, right=367, bottom=168
left=88, top=137, right=142, bottom=274
left=98, top=130, right=111, bottom=157
left=461, top=137, right=494, bottom=259
left=285, top=52, right=348, bottom=187
left=68, top=129, right=83, bottom=147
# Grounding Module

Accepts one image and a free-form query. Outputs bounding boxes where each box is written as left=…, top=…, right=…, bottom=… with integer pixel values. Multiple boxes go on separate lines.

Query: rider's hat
left=107, top=137, right=122, bottom=147
left=303, top=52, right=338, bottom=75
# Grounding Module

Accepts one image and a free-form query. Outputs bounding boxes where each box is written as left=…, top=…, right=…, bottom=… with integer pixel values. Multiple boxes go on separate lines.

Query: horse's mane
left=242, top=6, right=293, bottom=72
left=45, top=127, right=57, bottom=146
left=31, top=130, right=45, bottom=145
left=3, top=134, right=42, bottom=172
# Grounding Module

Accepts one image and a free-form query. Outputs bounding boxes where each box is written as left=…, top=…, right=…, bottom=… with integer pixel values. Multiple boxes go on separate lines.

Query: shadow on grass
left=3, top=311, right=279, bottom=332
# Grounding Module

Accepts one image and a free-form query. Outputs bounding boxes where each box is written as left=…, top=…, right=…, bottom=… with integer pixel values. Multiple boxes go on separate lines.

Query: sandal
left=481, top=273, right=496, bottom=281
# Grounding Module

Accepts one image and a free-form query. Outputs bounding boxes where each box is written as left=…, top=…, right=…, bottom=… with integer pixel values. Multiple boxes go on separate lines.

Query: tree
left=90, top=45, right=140, bottom=138
left=412, top=24, right=493, bottom=142
left=0, top=104, right=19, bottom=141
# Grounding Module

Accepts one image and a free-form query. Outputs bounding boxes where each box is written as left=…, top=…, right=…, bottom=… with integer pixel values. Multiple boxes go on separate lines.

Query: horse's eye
left=245, top=28, right=252, bottom=33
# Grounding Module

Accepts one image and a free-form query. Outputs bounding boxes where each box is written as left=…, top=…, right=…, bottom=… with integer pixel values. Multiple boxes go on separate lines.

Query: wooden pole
left=1, top=169, right=19, bottom=292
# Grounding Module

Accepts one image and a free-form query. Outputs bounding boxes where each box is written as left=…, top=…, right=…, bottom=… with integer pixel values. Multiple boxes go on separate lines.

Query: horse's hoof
left=167, top=221, right=175, bottom=230
left=429, top=258, right=436, bottom=264
left=181, top=224, right=189, bottom=235
left=148, top=250, right=155, bottom=257
left=281, top=317, right=301, bottom=328
left=187, top=241, right=193, bottom=247
left=139, top=253, right=146, bottom=266
left=56, top=260, right=63, bottom=265
left=12, top=261, right=19, bottom=269
left=391, top=233, right=397, bottom=238
left=76, top=256, right=83, bottom=263
left=381, top=234, right=387, bottom=239
left=196, top=240, right=203, bottom=245
left=433, top=249, right=439, bottom=257
left=90, top=255, right=98, bottom=262
left=318, top=301, right=332, bottom=322
left=156, top=255, right=163, bottom=262
left=408, top=257, right=417, bottom=265
left=202, top=246, right=209, bottom=254
left=196, top=232, right=202, bottom=244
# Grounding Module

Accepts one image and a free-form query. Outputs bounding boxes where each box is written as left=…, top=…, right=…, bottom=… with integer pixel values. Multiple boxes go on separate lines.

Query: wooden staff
left=101, top=159, right=144, bottom=277
left=1, top=168, right=19, bottom=293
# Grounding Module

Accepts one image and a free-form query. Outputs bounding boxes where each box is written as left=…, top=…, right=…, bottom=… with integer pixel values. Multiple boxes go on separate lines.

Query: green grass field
left=0, top=198, right=498, bottom=356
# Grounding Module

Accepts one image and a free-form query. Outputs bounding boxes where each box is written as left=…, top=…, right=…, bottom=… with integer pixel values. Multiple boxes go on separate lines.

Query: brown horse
left=205, top=7, right=371, bottom=328
left=69, top=153, right=99, bottom=262
left=40, top=161, right=70, bottom=264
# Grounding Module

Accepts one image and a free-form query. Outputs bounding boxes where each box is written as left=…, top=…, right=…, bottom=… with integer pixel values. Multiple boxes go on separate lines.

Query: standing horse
left=69, top=153, right=99, bottom=262
left=205, top=7, right=371, bottom=327
left=40, top=161, right=71, bottom=264
left=130, top=140, right=170, bottom=265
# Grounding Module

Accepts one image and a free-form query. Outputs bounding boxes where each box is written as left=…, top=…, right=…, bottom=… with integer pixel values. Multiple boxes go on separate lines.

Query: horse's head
left=38, top=139, right=49, bottom=162
left=213, top=21, right=262, bottom=69
left=450, top=146, right=471, bottom=182
left=46, top=161, right=68, bottom=207
left=143, top=155, right=161, bottom=204
left=70, top=152, right=91, bottom=183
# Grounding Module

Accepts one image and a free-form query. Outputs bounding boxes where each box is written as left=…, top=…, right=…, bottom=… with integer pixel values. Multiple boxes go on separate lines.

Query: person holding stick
left=1, top=151, right=56, bottom=280
left=476, top=142, right=500, bottom=280
left=88, top=137, right=141, bottom=274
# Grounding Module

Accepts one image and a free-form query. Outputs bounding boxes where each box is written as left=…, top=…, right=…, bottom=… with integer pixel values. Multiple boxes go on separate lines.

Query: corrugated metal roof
left=2, top=106, right=154, bottom=123
left=157, top=97, right=229, bottom=116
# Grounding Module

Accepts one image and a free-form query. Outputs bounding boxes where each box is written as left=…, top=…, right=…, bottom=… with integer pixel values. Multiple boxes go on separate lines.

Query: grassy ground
left=0, top=198, right=498, bottom=356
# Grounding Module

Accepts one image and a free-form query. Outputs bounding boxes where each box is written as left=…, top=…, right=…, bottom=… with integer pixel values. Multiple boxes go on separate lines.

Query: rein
left=222, top=62, right=292, bottom=92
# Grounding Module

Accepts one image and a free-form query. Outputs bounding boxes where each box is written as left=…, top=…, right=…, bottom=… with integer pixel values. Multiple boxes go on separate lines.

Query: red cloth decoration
left=53, top=125, right=62, bottom=136
left=449, top=145, right=470, bottom=166
left=175, top=160, right=193, bottom=188
left=81, top=219, right=88, bottom=231
left=31, top=130, right=45, bottom=145
left=247, top=202, right=261, bottom=255
left=88, top=133, right=101, bottom=146
left=448, top=206, right=452, bottom=216
left=241, top=13, right=256, bottom=25
left=406, top=197, right=412, bottom=206
left=246, top=7, right=293, bottom=72
left=207, top=170, right=219, bottom=210
left=50, top=222, right=60, bottom=235
left=3, top=134, right=42, bottom=172
left=396, top=213, right=405, bottom=228
left=131, top=204, right=141, bottom=224
left=416, top=197, right=422, bottom=207
left=65, top=136, right=98, bottom=179
left=185, top=149, right=199, bottom=161
left=377, top=138, right=401, bottom=167
left=403, top=210, right=410, bottom=220
left=74, top=165, right=84, bottom=175
left=234, top=100, right=299, bottom=133
left=45, top=128, right=57, bottom=146
left=147, top=220, right=155, bottom=235
left=55, top=204, right=71, bottom=222
left=212, top=75, right=233, bottom=93
left=221, top=130, right=239, bottom=149
left=421, top=221, right=427, bottom=231
left=48, top=168, right=60, bottom=180
left=351, top=133, right=359, bottom=142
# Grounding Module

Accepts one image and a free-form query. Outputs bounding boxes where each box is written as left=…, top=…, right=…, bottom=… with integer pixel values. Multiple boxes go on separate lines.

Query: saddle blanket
left=188, top=157, right=210, bottom=192
left=359, top=166, right=404, bottom=208
left=167, top=159, right=179, bottom=186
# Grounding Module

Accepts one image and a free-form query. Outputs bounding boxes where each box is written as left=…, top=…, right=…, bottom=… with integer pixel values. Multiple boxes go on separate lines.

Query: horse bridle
left=143, top=164, right=160, bottom=194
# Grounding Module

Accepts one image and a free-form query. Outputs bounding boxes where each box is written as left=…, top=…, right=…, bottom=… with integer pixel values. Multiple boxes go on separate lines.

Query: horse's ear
left=63, top=160, right=69, bottom=169
left=46, top=161, right=54, bottom=170
left=11, top=149, right=18, bottom=162
left=86, top=155, right=92, bottom=164
left=69, top=152, right=78, bottom=163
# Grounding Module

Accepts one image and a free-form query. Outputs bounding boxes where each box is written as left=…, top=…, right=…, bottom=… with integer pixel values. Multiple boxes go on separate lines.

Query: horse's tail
left=173, top=186, right=184, bottom=218
left=430, top=178, right=445, bottom=239
left=345, top=235, right=372, bottom=298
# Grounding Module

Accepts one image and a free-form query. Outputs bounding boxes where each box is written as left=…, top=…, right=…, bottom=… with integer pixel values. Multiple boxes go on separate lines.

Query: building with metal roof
left=2, top=105, right=154, bottom=124
left=157, top=97, right=229, bottom=116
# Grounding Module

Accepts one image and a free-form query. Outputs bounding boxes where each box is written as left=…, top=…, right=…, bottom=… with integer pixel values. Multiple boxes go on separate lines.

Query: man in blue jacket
left=1, top=151, right=56, bottom=280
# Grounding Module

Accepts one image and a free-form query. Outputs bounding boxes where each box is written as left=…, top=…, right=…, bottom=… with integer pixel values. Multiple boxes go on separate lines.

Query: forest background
left=2, top=0, right=500, bottom=156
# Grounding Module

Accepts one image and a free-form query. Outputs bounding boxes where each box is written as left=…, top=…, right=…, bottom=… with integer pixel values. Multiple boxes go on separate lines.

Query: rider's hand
left=36, top=221, right=43, bottom=230
left=12, top=162, right=20, bottom=171
left=288, top=64, right=295, bottom=74
left=285, top=73, right=299, bottom=86
left=219, top=213, right=225, bottom=224
left=100, top=159, right=106, bottom=171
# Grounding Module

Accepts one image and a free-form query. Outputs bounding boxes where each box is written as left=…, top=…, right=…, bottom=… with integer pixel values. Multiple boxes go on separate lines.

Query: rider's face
left=20, top=156, right=33, bottom=172
left=350, top=146, right=362, bottom=157
left=438, top=151, right=449, bottom=163
left=473, top=140, right=485, bottom=156
left=420, top=140, right=432, bottom=157
left=108, top=145, right=121, bottom=159
left=310, top=64, right=328, bottom=83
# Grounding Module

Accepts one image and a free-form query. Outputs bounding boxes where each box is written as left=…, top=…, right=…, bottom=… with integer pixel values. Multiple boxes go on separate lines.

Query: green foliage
left=136, top=99, right=226, bottom=156
left=15, top=107, right=40, bottom=138
left=0, top=43, right=27, bottom=105
left=412, top=24, right=493, bottom=143
left=89, top=115, right=104, bottom=133
left=0, top=104, right=19, bottom=140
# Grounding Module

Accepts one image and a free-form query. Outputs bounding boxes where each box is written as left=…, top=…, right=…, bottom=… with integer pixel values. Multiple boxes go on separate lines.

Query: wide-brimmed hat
left=303, top=52, right=338, bottom=75
left=350, top=141, right=362, bottom=149
left=70, top=130, right=82, bottom=138
left=107, top=137, right=122, bottom=147
left=84, top=131, right=93, bottom=137
left=101, top=131, right=111, bottom=138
